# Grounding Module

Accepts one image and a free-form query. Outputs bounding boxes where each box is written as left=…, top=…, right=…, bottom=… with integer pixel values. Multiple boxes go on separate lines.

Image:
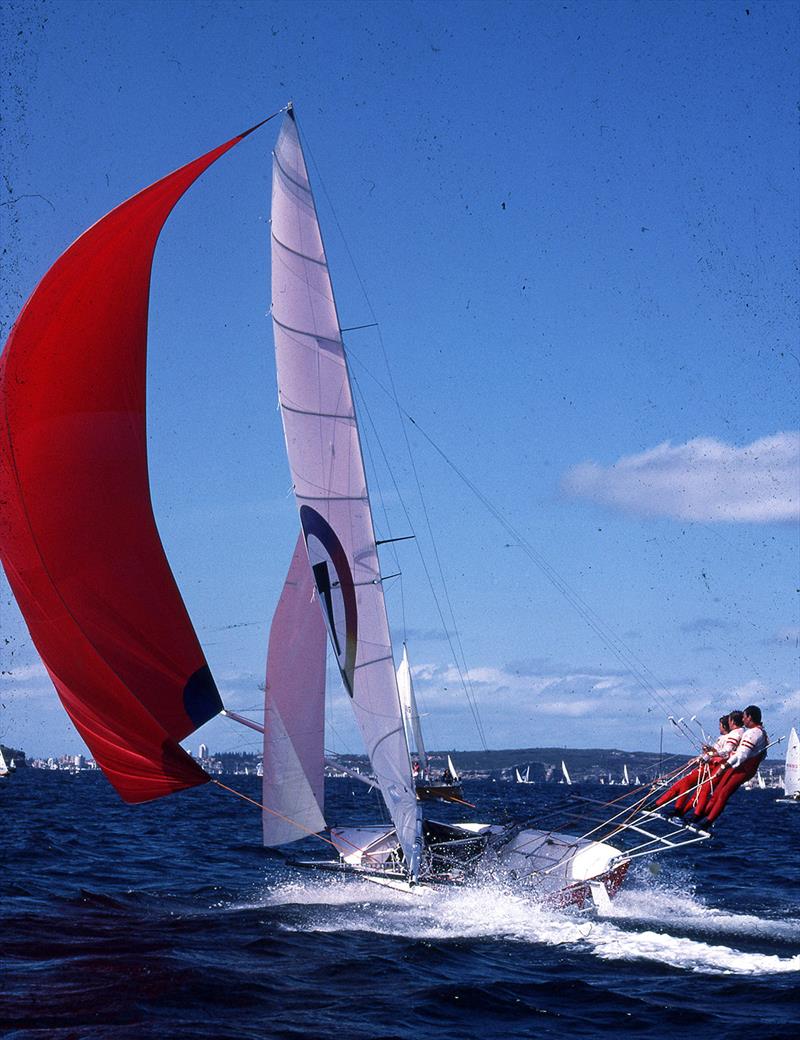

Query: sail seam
left=273, top=150, right=311, bottom=194
left=271, top=231, right=327, bottom=268
left=299, top=494, right=368, bottom=502
left=280, top=401, right=355, bottom=421
left=354, top=654, right=394, bottom=671
left=272, top=314, right=343, bottom=344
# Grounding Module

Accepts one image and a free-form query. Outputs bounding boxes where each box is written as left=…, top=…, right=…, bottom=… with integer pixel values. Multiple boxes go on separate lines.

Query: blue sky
left=1, top=0, right=797, bottom=763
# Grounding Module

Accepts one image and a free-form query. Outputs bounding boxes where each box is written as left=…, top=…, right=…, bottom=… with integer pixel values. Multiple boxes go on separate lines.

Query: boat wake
left=253, top=874, right=800, bottom=977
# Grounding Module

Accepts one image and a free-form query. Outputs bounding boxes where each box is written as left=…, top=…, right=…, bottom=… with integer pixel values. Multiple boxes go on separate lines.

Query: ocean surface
left=3, top=771, right=799, bottom=1040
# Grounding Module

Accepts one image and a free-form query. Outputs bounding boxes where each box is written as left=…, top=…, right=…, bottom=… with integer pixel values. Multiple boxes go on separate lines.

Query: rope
left=211, top=779, right=361, bottom=854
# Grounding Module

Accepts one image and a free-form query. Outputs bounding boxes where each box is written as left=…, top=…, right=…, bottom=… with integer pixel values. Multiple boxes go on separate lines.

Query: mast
left=270, top=107, right=422, bottom=877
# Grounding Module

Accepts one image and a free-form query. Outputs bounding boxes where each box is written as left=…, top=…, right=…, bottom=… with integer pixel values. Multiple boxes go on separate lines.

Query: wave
left=254, top=874, right=800, bottom=977
left=607, top=884, right=800, bottom=943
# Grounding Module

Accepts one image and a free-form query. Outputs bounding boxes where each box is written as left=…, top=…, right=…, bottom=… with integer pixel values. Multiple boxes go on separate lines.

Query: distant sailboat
left=397, top=644, right=463, bottom=802
left=0, top=748, right=9, bottom=779
left=561, top=760, right=573, bottom=786
left=777, top=727, right=800, bottom=803
left=623, top=763, right=630, bottom=785
left=515, top=765, right=533, bottom=784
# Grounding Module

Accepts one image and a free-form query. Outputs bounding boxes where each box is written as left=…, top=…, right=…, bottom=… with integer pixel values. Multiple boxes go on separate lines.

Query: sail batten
left=270, top=111, right=421, bottom=873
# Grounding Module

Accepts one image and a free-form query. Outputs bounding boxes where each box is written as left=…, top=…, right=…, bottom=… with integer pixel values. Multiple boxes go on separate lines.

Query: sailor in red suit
left=655, top=715, right=730, bottom=813
left=656, top=712, right=742, bottom=817
left=681, top=711, right=744, bottom=819
left=687, top=705, right=767, bottom=827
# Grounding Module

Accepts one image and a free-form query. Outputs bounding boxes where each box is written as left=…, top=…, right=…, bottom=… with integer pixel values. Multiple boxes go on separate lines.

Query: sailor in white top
left=699, top=706, right=768, bottom=825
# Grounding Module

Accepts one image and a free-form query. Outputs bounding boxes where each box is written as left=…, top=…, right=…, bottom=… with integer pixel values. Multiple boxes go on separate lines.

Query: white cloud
left=562, top=432, right=799, bottom=523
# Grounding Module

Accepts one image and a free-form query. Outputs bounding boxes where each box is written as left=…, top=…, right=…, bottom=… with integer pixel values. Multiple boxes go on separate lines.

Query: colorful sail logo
left=299, top=506, right=358, bottom=697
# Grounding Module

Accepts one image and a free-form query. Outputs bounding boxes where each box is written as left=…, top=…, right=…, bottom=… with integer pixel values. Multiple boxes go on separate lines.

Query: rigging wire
left=298, top=119, right=489, bottom=753
left=346, top=351, right=704, bottom=746
left=295, top=109, right=698, bottom=752
left=350, top=367, right=489, bottom=750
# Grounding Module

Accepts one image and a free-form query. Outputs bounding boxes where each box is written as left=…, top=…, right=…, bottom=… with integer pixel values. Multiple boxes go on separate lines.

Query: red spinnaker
left=0, top=129, right=252, bottom=801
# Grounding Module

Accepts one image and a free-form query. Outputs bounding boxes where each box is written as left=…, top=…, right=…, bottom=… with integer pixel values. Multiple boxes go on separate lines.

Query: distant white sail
left=623, top=763, right=630, bottom=785
left=0, top=748, right=8, bottom=777
left=271, top=110, right=421, bottom=871
left=262, top=534, right=327, bottom=846
left=784, top=727, right=800, bottom=798
left=447, top=755, right=460, bottom=783
left=397, top=643, right=428, bottom=771
left=561, top=760, right=572, bottom=786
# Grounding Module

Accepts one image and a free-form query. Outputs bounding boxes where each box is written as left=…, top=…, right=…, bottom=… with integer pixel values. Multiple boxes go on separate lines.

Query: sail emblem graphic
left=299, top=505, right=358, bottom=696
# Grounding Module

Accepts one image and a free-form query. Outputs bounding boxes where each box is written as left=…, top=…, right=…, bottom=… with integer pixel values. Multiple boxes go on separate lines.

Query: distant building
left=198, top=743, right=208, bottom=760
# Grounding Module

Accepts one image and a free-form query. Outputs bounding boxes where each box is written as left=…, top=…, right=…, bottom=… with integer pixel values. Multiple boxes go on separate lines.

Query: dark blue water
left=3, top=772, right=799, bottom=1039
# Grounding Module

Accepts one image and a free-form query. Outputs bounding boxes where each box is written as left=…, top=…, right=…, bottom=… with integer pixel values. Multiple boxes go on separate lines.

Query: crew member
left=656, top=715, right=730, bottom=813
left=690, top=705, right=767, bottom=826
left=678, top=710, right=744, bottom=818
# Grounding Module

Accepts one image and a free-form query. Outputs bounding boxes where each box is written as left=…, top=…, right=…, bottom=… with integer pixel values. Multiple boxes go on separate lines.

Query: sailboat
left=561, top=760, right=572, bottom=786
left=515, top=765, right=533, bottom=784
left=777, top=727, right=800, bottom=803
left=397, top=644, right=463, bottom=802
left=0, top=748, right=9, bottom=779
left=0, top=103, right=710, bottom=907
left=622, top=763, right=630, bottom=786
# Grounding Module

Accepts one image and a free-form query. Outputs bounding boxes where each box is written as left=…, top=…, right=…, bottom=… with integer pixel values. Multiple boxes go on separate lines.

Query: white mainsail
left=262, top=533, right=328, bottom=846
left=561, top=760, right=572, bottom=786
left=270, top=109, right=421, bottom=873
left=623, top=763, right=630, bottom=785
left=397, top=643, right=428, bottom=771
left=784, top=727, right=800, bottom=798
left=0, top=748, right=8, bottom=778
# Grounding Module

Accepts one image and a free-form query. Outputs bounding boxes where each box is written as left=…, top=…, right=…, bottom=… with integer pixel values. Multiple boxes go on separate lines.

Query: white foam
left=255, top=874, right=800, bottom=976
left=607, top=885, right=800, bottom=943
left=584, top=923, right=800, bottom=975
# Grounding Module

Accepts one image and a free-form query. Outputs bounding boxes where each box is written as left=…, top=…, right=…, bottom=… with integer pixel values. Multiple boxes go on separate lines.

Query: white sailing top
left=721, top=727, right=744, bottom=759
left=726, top=725, right=767, bottom=769
left=703, top=729, right=741, bottom=762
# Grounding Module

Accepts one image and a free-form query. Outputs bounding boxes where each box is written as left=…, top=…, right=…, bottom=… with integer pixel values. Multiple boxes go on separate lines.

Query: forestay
left=270, top=109, right=421, bottom=872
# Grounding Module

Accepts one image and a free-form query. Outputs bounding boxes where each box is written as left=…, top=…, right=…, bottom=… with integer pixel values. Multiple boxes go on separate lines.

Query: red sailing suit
left=681, top=727, right=744, bottom=817
left=701, top=725, right=768, bottom=824
left=655, top=732, right=738, bottom=813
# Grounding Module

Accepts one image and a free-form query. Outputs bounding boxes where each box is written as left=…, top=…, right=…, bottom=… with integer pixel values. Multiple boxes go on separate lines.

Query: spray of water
left=244, top=872, right=800, bottom=977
